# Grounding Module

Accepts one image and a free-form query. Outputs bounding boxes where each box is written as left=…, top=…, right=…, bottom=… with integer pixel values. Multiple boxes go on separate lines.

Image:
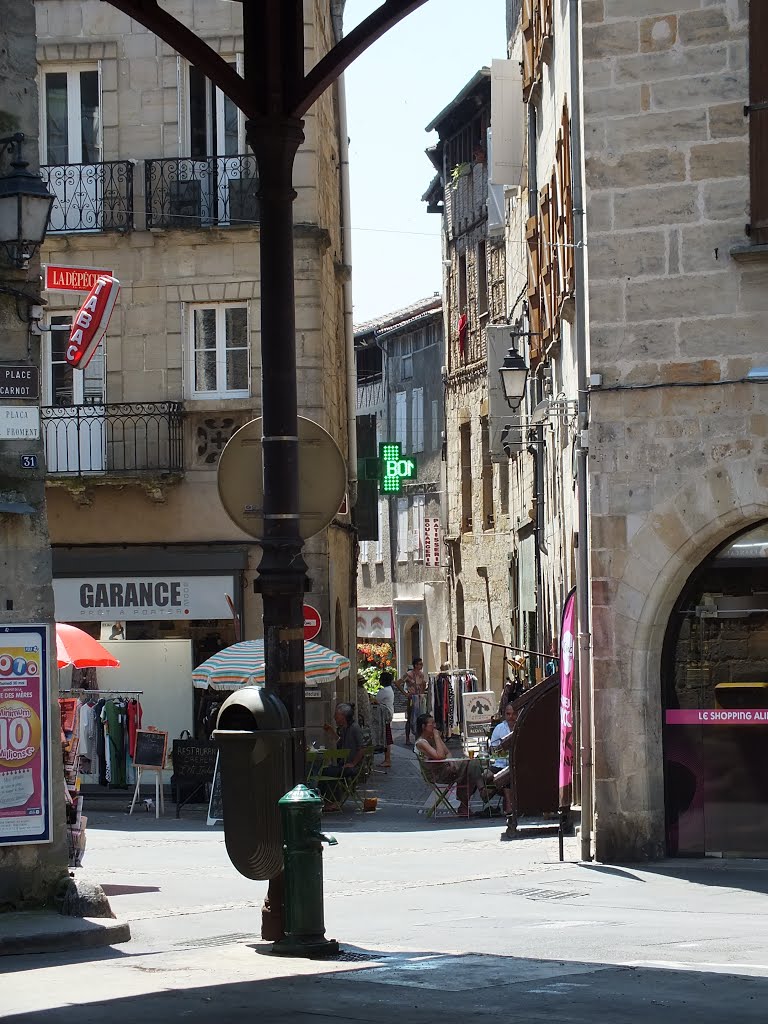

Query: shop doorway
left=663, top=521, right=768, bottom=856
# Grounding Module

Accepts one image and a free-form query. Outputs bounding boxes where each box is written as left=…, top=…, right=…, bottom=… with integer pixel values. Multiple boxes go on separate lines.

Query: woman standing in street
left=372, top=671, right=395, bottom=767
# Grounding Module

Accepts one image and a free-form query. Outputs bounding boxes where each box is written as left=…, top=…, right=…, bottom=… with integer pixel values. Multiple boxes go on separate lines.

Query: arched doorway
left=663, top=520, right=768, bottom=856
left=489, top=626, right=505, bottom=701
left=469, top=626, right=486, bottom=689
left=409, top=621, right=421, bottom=665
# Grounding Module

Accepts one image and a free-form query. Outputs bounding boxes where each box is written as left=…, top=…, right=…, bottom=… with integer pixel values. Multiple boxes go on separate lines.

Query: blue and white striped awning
left=192, top=639, right=350, bottom=690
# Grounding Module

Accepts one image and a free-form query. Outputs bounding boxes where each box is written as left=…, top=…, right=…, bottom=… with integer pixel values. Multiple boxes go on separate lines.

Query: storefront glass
left=663, top=521, right=768, bottom=855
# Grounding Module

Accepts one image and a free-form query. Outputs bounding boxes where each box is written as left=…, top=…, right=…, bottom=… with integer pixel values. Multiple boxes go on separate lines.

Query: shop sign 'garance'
left=53, top=575, right=234, bottom=621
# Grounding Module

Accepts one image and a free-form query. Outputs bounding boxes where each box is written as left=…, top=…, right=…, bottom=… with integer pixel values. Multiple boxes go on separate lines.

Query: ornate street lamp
left=499, top=346, right=529, bottom=409
left=0, top=134, right=54, bottom=268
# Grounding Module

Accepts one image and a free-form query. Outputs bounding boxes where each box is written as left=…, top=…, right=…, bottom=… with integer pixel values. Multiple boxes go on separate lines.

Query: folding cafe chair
left=416, top=753, right=461, bottom=817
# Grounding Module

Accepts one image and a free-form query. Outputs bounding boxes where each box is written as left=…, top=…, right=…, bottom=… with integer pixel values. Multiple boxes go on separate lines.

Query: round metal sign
left=303, top=604, right=322, bottom=642
left=217, top=416, right=347, bottom=541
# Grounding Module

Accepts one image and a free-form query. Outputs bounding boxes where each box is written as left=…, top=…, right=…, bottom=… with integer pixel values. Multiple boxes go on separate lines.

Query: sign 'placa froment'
left=0, top=407, right=40, bottom=440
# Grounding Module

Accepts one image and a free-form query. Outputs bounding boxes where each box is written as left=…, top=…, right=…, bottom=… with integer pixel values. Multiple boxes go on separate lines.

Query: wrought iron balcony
left=41, top=161, right=134, bottom=233
left=41, top=402, right=183, bottom=477
left=145, top=155, right=260, bottom=230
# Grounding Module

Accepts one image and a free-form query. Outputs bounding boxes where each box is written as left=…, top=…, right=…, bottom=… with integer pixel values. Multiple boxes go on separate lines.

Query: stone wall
left=0, top=0, right=68, bottom=910
left=582, top=0, right=768, bottom=860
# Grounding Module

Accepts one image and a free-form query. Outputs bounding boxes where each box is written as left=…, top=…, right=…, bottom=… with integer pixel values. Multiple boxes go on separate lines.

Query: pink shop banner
left=666, top=709, right=768, bottom=725
left=558, top=588, right=576, bottom=808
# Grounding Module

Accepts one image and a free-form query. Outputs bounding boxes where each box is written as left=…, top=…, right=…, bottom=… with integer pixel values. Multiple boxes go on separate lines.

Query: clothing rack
left=59, top=689, right=144, bottom=696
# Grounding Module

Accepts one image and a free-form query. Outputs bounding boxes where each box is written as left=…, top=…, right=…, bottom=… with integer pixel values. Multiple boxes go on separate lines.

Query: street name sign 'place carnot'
left=0, top=366, right=39, bottom=400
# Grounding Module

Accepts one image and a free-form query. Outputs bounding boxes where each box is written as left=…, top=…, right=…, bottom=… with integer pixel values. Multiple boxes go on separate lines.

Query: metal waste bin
left=213, top=686, right=293, bottom=880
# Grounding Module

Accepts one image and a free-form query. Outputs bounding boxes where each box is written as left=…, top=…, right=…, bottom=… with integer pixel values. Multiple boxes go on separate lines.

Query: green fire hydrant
left=272, top=784, right=340, bottom=957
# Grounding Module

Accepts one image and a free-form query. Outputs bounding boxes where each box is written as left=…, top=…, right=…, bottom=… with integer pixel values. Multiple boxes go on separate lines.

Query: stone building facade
left=0, top=0, right=68, bottom=911
left=505, top=0, right=768, bottom=859
left=425, top=71, right=529, bottom=701
left=35, top=2, right=355, bottom=727
left=355, top=297, right=448, bottom=676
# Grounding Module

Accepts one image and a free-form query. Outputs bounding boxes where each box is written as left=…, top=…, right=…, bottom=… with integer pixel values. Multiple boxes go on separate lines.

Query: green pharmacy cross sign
left=379, top=442, right=417, bottom=494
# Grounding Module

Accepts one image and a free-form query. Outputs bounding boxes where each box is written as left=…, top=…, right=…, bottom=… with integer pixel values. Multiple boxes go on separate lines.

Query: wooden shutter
left=750, top=4, right=768, bottom=244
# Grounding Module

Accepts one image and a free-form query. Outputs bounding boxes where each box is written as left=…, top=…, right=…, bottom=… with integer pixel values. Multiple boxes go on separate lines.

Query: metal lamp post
left=499, top=346, right=529, bottom=409
left=0, top=134, right=54, bottom=269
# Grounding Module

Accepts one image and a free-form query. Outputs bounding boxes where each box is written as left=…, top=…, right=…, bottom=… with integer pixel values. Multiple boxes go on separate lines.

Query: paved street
left=4, top=729, right=768, bottom=1021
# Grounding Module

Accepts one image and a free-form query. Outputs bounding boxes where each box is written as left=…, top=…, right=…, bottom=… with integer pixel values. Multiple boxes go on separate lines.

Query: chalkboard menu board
left=172, top=739, right=217, bottom=781
left=134, top=730, right=168, bottom=769
left=207, top=752, right=223, bottom=826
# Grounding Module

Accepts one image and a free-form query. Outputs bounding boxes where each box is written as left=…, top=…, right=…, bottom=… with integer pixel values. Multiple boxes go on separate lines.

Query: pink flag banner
left=558, top=588, right=576, bottom=808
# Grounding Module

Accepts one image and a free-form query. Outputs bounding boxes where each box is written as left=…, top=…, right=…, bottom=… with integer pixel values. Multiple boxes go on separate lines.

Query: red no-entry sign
left=303, top=604, right=321, bottom=642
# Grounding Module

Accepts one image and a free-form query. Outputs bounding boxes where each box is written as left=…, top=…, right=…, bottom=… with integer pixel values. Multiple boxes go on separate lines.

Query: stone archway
left=489, top=626, right=506, bottom=701
left=469, top=626, right=486, bottom=688
left=591, top=451, right=768, bottom=861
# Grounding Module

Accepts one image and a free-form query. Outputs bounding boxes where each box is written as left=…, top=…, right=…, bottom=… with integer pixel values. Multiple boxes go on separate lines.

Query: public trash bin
left=213, top=685, right=293, bottom=881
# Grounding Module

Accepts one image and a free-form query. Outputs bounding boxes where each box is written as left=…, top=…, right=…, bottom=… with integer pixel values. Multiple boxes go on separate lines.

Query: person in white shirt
left=489, top=703, right=518, bottom=814
left=371, top=672, right=395, bottom=767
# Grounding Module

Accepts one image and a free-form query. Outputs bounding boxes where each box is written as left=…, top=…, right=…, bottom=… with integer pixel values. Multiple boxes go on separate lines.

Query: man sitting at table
left=489, top=703, right=518, bottom=814
left=320, top=702, right=365, bottom=810
left=414, top=713, right=492, bottom=816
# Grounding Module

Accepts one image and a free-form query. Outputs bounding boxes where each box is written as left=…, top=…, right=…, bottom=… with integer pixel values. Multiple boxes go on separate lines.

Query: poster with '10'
left=0, top=625, right=51, bottom=846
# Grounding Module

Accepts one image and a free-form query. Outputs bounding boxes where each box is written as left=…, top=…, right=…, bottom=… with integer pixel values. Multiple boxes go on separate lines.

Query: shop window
left=188, top=304, right=249, bottom=398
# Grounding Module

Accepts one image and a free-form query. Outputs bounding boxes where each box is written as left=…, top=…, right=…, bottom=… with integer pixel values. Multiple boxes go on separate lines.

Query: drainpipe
left=336, top=73, right=358, bottom=509
left=570, top=0, right=594, bottom=862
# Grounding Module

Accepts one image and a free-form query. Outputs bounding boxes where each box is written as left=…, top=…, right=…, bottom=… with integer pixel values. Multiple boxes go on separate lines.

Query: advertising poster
left=558, top=588, right=577, bottom=809
left=462, top=690, right=495, bottom=738
left=0, top=625, right=51, bottom=846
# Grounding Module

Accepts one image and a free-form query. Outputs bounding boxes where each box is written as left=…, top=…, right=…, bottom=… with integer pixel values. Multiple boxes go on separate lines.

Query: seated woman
left=414, top=713, right=491, bottom=816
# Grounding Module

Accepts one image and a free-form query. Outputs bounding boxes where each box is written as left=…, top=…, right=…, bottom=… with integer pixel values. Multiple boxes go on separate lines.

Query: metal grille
left=145, top=154, right=259, bottom=230
left=41, top=402, right=184, bottom=476
left=42, top=161, right=134, bottom=233
left=511, top=887, right=588, bottom=901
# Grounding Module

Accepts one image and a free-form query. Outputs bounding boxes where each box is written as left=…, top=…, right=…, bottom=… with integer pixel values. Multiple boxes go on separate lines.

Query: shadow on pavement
left=4, top=946, right=768, bottom=1022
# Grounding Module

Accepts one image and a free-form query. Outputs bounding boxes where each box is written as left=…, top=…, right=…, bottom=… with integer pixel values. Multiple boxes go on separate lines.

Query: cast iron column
left=246, top=114, right=308, bottom=943
left=247, top=114, right=307, bottom=783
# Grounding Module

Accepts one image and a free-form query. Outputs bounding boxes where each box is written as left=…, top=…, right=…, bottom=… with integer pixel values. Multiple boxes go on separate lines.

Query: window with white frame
left=397, top=497, right=408, bottom=562
left=188, top=304, right=249, bottom=398
left=411, top=494, right=425, bottom=561
left=395, top=391, right=407, bottom=449
left=411, top=387, right=424, bottom=453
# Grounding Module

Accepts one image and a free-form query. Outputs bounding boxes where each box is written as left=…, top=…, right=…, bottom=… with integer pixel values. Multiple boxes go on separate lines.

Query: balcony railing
left=356, top=376, right=385, bottom=411
left=145, top=155, right=260, bottom=230
left=41, top=161, right=134, bottom=233
left=41, top=403, right=183, bottom=477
